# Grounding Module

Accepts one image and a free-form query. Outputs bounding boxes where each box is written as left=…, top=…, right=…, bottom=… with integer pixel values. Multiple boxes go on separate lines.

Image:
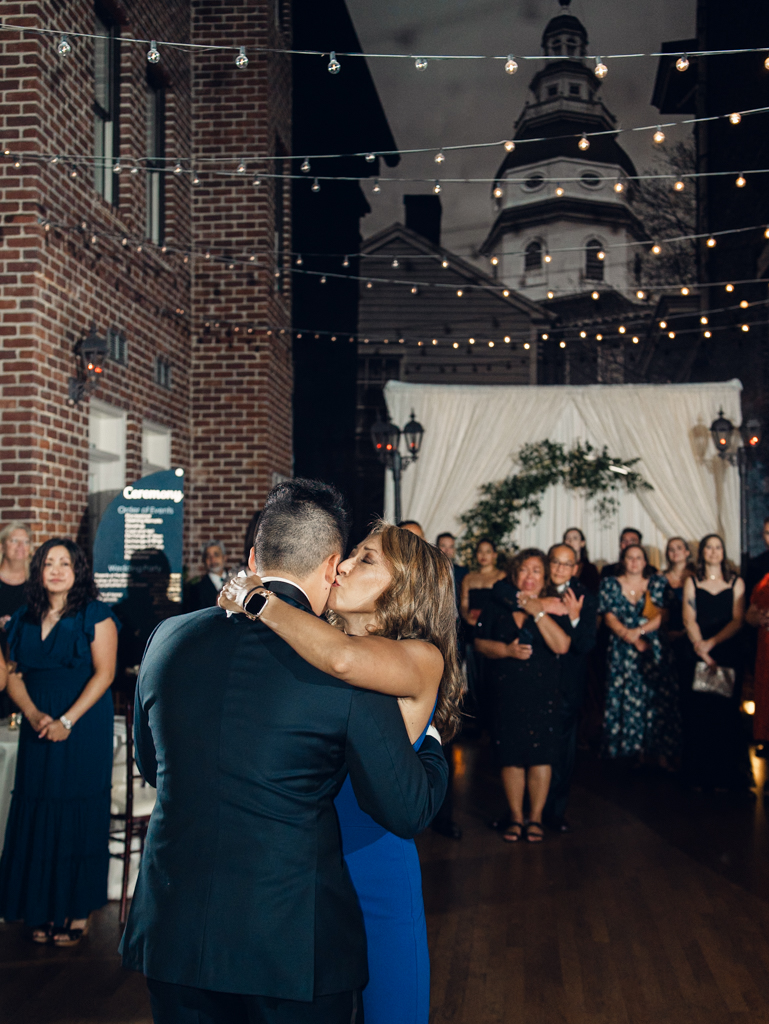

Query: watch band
left=243, top=587, right=272, bottom=621
left=59, top=714, right=73, bottom=730
left=533, top=610, right=546, bottom=624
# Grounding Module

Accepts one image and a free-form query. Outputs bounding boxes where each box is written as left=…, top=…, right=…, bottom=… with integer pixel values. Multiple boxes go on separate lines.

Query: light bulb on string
left=236, top=159, right=246, bottom=174
left=544, top=253, right=552, bottom=263
left=57, top=35, right=71, bottom=57
left=504, top=140, right=515, bottom=152
left=668, top=331, right=676, bottom=338
left=366, top=281, right=372, bottom=289
left=594, top=57, right=608, bottom=79
left=295, top=256, right=303, bottom=266
left=547, top=290, right=554, bottom=299
left=441, top=260, right=449, bottom=268
left=130, top=164, right=139, bottom=174
left=637, top=290, right=646, bottom=300
left=676, top=53, right=689, bottom=72
left=301, top=159, right=311, bottom=173
left=652, top=243, right=661, bottom=254
left=456, top=289, right=463, bottom=297
left=505, top=55, right=518, bottom=74
left=391, top=259, right=399, bottom=268
left=114, top=161, right=122, bottom=174
left=632, top=336, right=639, bottom=344
left=555, top=184, right=564, bottom=196
left=726, top=283, right=734, bottom=292
left=700, top=316, right=708, bottom=325
left=252, top=176, right=260, bottom=186
left=325, top=51, right=341, bottom=74
left=147, top=40, right=160, bottom=64
left=706, top=236, right=716, bottom=247
left=592, top=291, right=600, bottom=300
left=342, top=256, right=349, bottom=267
left=415, top=57, right=428, bottom=70
left=619, top=326, right=626, bottom=334
left=740, top=299, right=749, bottom=308
left=673, top=179, right=685, bottom=191
left=503, top=289, right=510, bottom=296
left=597, top=250, right=606, bottom=260
left=729, top=112, right=742, bottom=125
left=173, top=162, right=183, bottom=175
left=372, top=178, right=380, bottom=193
left=490, top=256, right=499, bottom=266
left=493, top=185, right=503, bottom=199
left=320, top=276, right=327, bottom=284
left=69, top=166, right=78, bottom=179
left=765, top=227, right=769, bottom=238
left=50, top=155, right=59, bottom=164
left=365, top=153, right=375, bottom=163
left=236, top=46, right=248, bottom=69
left=191, top=170, right=200, bottom=184
left=653, top=127, right=665, bottom=144
left=580, top=331, right=587, bottom=338
left=742, top=324, right=750, bottom=332
left=578, top=133, right=590, bottom=151
left=435, top=151, right=445, bottom=164
left=681, top=286, right=690, bottom=295
left=704, top=330, right=712, bottom=338
left=433, top=180, right=441, bottom=194
left=736, top=174, right=746, bottom=187
left=311, top=178, right=321, bottom=192
left=614, top=180, right=625, bottom=193
left=411, top=286, right=418, bottom=295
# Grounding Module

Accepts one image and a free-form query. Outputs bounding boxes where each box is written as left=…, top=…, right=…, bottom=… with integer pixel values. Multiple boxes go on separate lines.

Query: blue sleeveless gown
left=334, top=715, right=432, bottom=1024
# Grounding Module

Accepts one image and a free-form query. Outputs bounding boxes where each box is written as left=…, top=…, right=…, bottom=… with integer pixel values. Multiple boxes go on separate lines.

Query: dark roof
left=493, top=118, right=637, bottom=183
left=542, top=14, right=587, bottom=46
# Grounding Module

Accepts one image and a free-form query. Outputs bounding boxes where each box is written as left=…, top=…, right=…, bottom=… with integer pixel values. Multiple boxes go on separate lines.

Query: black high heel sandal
left=502, top=821, right=525, bottom=843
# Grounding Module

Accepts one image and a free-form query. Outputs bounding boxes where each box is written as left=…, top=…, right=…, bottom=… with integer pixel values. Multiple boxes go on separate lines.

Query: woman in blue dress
left=599, top=543, right=681, bottom=763
left=221, top=522, right=463, bottom=1024
left=0, top=538, right=119, bottom=945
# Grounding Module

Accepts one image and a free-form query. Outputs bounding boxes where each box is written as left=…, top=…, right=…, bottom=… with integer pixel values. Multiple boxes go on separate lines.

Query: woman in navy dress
left=0, top=539, right=118, bottom=945
left=221, top=522, right=463, bottom=1024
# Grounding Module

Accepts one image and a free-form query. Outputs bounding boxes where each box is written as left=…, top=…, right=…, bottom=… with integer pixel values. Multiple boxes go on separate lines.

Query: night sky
left=345, top=0, right=696, bottom=260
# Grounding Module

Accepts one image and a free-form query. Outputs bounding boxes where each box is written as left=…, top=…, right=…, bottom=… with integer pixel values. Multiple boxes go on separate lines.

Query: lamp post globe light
left=370, top=410, right=424, bottom=524
left=710, top=408, right=763, bottom=572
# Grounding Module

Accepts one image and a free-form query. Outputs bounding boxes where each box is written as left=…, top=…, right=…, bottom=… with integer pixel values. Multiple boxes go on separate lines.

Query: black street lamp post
left=370, top=410, right=424, bottom=523
left=710, top=408, right=762, bottom=572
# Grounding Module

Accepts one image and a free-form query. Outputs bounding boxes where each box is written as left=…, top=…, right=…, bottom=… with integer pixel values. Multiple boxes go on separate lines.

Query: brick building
left=0, top=0, right=292, bottom=578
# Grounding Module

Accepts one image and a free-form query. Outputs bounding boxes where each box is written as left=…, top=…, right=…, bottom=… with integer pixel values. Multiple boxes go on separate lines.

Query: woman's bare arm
left=535, top=614, right=571, bottom=655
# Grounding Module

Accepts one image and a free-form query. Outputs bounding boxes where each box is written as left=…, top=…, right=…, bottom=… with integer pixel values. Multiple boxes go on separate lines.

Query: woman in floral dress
left=599, top=544, right=681, bottom=764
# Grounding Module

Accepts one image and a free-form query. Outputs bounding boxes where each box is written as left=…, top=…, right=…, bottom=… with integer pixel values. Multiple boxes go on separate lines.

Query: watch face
left=245, top=591, right=268, bottom=618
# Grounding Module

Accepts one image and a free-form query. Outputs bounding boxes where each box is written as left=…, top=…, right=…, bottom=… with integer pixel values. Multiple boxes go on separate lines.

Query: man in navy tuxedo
left=121, top=479, right=448, bottom=1024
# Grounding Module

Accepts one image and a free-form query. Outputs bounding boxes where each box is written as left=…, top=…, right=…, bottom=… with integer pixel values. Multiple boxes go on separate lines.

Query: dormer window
left=522, top=174, right=545, bottom=192
left=581, top=172, right=602, bottom=189
left=525, top=241, right=543, bottom=272
left=569, top=84, right=581, bottom=96
left=547, top=85, right=558, bottom=98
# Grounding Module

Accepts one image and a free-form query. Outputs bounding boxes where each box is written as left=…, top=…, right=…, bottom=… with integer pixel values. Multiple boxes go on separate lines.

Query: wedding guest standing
left=186, top=541, right=230, bottom=611
left=460, top=538, right=506, bottom=718
left=682, top=534, right=746, bottom=790
left=746, top=574, right=769, bottom=761
left=563, top=527, right=600, bottom=593
left=665, top=537, right=695, bottom=686
left=0, top=522, right=32, bottom=628
left=0, top=539, right=119, bottom=945
left=475, top=549, right=571, bottom=843
left=599, top=544, right=680, bottom=764
left=600, top=527, right=643, bottom=579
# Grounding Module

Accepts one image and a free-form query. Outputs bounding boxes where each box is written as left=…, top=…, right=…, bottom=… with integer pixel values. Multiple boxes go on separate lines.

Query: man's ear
left=323, top=553, right=341, bottom=585
left=248, top=548, right=257, bottom=573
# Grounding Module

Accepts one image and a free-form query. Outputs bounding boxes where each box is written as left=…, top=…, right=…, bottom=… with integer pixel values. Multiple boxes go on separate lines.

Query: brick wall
left=0, top=0, right=292, bottom=575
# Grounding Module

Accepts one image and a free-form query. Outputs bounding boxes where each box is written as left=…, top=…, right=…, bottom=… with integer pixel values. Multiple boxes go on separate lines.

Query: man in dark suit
left=542, top=543, right=598, bottom=833
left=185, top=541, right=230, bottom=611
left=600, top=527, right=642, bottom=579
left=121, top=479, right=448, bottom=1024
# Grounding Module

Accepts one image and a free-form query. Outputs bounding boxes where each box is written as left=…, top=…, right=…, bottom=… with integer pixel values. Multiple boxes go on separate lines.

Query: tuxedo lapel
left=263, top=579, right=313, bottom=613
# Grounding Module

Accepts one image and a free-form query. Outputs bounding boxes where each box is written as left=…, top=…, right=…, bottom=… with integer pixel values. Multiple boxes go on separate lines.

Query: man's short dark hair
left=436, top=532, right=455, bottom=545
left=620, top=527, right=642, bottom=543
left=256, top=479, right=350, bottom=578
left=397, top=520, right=422, bottom=530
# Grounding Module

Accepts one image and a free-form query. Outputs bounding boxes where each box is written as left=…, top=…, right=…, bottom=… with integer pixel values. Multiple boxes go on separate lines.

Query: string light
left=652, top=244, right=662, bottom=254
left=366, top=281, right=372, bottom=289
left=372, top=178, right=380, bottom=193
left=301, top=159, right=310, bottom=173
left=236, top=46, right=248, bottom=69
left=524, top=342, right=530, bottom=350
left=706, top=236, right=716, bottom=247
left=192, top=170, right=200, bottom=184
left=668, top=331, right=676, bottom=338
left=578, top=134, right=590, bottom=151
left=342, top=255, right=349, bottom=267
left=251, top=175, right=260, bottom=186
left=488, top=341, right=495, bottom=347
left=328, top=51, right=341, bottom=74
left=147, top=40, right=160, bottom=64
left=766, top=55, right=769, bottom=70
left=493, top=186, right=504, bottom=198
left=729, top=112, right=742, bottom=125
left=469, top=337, right=475, bottom=344
left=653, top=127, right=665, bottom=144
left=503, top=289, right=510, bottom=296
left=456, top=289, right=463, bottom=297
left=765, top=227, right=769, bottom=238
left=636, top=290, right=646, bottom=299
left=411, top=286, right=418, bottom=294
left=453, top=342, right=459, bottom=348
left=173, top=162, right=183, bottom=175
left=392, top=259, right=399, bottom=268
left=736, top=174, right=746, bottom=187
left=69, top=166, right=78, bottom=178
left=504, top=140, right=515, bottom=152
left=726, top=283, right=734, bottom=292
left=433, top=180, right=441, bottom=194
left=237, top=159, right=246, bottom=174
left=676, top=53, right=690, bottom=72
left=704, top=330, right=712, bottom=338
left=542, top=333, right=549, bottom=340
left=296, top=256, right=303, bottom=265
left=740, top=299, right=749, bottom=308
left=114, top=161, right=123, bottom=174
left=701, top=316, right=708, bottom=324
left=311, top=178, right=321, bottom=192
left=614, top=180, right=625, bottom=194
left=441, top=260, right=449, bottom=268
left=591, top=291, right=600, bottom=300
left=632, top=336, right=639, bottom=344
left=594, top=57, right=608, bottom=79
left=490, top=256, right=499, bottom=265
left=559, top=341, right=566, bottom=348
left=596, top=333, right=603, bottom=341
left=504, top=336, right=511, bottom=343
left=365, top=153, right=375, bottom=163
left=580, top=331, right=587, bottom=338
left=544, top=253, right=552, bottom=263
left=673, top=180, right=685, bottom=191
left=555, top=184, right=564, bottom=196
left=320, top=276, right=326, bottom=284
left=742, top=324, right=750, bottom=332
left=57, top=34, right=71, bottom=57
left=435, top=151, right=445, bottom=164
left=415, top=57, right=428, bottom=70
left=505, top=55, right=518, bottom=74
left=597, top=250, right=606, bottom=260
left=547, top=290, right=554, bottom=299
left=659, top=320, right=667, bottom=328
left=681, top=286, right=690, bottom=295
left=619, top=326, right=626, bottom=334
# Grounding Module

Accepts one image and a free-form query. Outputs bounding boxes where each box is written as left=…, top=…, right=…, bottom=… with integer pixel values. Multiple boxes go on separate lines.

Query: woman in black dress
left=459, top=538, right=506, bottom=719
left=682, top=534, right=746, bottom=790
left=476, top=548, right=571, bottom=843
left=0, top=539, right=119, bottom=945
left=563, top=527, right=600, bottom=593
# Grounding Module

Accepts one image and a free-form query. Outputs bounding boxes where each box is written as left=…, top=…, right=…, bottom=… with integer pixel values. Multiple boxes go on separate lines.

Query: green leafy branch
left=458, top=440, right=652, bottom=562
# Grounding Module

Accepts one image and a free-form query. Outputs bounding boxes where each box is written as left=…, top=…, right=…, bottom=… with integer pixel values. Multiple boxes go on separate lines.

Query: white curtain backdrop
left=384, top=379, right=742, bottom=567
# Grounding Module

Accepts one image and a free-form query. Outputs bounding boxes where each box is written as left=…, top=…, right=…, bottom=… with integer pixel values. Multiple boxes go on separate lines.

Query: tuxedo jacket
left=560, top=581, right=598, bottom=697
left=185, top=573, right=220, bottom=612
left=120, top=585, right=448, bottom=1001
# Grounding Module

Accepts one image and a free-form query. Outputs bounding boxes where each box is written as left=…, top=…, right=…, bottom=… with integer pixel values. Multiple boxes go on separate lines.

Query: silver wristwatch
left=59, top=714, right=73, bottom=730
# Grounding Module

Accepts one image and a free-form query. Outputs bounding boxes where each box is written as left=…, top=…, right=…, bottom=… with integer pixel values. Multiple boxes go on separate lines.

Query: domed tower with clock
left=481, top=2, right=647, bottom=304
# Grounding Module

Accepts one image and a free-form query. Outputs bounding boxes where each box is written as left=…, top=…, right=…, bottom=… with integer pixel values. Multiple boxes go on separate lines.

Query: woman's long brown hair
left=330, top=521, right=464, bottom=740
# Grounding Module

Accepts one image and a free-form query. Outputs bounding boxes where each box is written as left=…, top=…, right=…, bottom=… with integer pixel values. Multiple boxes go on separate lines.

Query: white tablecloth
left=0, top=715, right=156, bottom=901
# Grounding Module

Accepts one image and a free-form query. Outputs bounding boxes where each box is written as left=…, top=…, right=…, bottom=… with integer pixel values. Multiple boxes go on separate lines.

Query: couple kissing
left=120, top=478, right=463, bottom=1024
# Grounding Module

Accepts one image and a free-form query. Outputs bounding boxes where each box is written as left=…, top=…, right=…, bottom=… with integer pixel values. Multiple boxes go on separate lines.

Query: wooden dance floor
left=1, top=737, right=768, bottom=1024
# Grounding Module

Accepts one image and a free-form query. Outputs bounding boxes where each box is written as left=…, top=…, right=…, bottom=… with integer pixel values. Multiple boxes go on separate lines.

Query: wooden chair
left=110, top=672, right=156, bottom=924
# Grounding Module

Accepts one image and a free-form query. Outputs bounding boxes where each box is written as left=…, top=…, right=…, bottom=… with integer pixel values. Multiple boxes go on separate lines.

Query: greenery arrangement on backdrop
left=458, top=440, right=652, bottom=563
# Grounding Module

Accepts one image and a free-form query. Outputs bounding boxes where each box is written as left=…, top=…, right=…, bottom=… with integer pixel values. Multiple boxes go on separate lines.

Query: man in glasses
left=540, top=543, right=598, bottom=833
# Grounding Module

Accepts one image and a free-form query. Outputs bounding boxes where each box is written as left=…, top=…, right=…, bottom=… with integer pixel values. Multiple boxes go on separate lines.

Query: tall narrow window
left=94, top=11, right=120, bottom=204
left=525, top=240, right=543, bottom=272
left=585, top=239, right=604, bottom=281
left=146, top=79, right=165, bottom=244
